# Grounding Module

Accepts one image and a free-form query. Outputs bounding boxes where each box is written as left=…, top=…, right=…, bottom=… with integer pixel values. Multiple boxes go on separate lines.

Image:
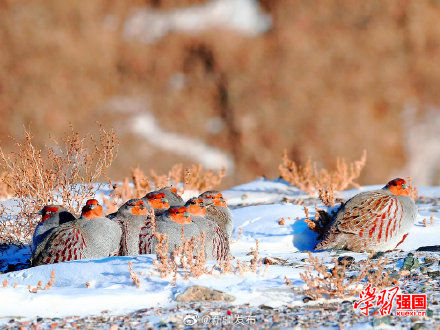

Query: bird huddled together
left=30, top=178, right=418, bottom=266
left=30, top=188, right=233, bottom=266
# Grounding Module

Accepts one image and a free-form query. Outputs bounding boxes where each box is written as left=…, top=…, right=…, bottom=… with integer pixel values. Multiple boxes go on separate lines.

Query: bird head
left=385, top=178, right=411, bottom=196
left=185, top=198, right=206, bottom=216
left=146, top=192, right=170, bottom=209
left=81, top=199, right=104, bottom=219
left=126, top=199, right=150, bottom=215
left=37, top=205, right=63, bottom=222
left=168, top=206, right=191, bottom=224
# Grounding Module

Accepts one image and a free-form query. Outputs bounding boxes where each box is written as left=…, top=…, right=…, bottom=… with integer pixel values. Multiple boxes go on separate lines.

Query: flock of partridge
left=29, top=178, right=417, bottom=266
left=31, top=188, right=231, bottom=266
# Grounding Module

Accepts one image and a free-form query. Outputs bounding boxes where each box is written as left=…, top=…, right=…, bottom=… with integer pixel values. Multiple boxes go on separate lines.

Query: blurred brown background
left=1, top=0, right=440, bottom=188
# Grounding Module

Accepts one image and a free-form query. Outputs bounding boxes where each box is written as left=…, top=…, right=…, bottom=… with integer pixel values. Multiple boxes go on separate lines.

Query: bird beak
left=184, top=212, right=190, bottom=218
left=402, top=183, right=408, bottom=189
left=89, top=204, right=96, bottom=210
left=161, top=198, right=168, bottom=203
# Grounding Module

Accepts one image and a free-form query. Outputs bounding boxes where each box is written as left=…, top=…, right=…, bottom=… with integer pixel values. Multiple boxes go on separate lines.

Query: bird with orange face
left=31, top=199, right=122, bottom=266
left=138, top=192, right=171, bottom=254
left=142, top=192, right=170, bottom=216
left=185, top=197, right=229, bottom=260
left=32, top=205, right=76, bottom=255
left=153, top=205, right=203, bottom=254
left=315, top=178, right=417, bottom=252
left=199, top=191, right=233, bottom=241
left=156, top=186, right=184, bottom=207
left=110, top=198, right=151, bottom=256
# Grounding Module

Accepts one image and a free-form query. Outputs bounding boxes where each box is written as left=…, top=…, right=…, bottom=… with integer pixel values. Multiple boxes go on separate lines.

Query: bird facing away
left=31, top=199, right=122, bottom=266
left=32, top=205, right=76, bottom=254
left=315, top=178, right=417, bottom=252
left=156, top=186, right=184, bottom=207
left=199, top=191, right=233, bottom=241
left=112, top=199, right=151, bottom=256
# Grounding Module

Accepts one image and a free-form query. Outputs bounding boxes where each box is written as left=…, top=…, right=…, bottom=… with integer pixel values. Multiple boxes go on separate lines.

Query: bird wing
left=34, top=224, right=87, bottom=264
left=139, top=217, right=156, bottom=254
left=212, top=225, right=229, bottom=261
left=335, top=191, right=404, bottom=242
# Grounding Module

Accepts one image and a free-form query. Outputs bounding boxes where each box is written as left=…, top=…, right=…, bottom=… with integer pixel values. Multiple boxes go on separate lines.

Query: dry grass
left=0, top=125, right=118, bottom=244
left=153, top=228, right=208, bottom=283
left=0, top=172, right=11, bottom=199
left=422, top=215, right=435, bottom=227
left=183, top=165, right=226, bottom=191
left=128, top=261, right=142, bottom=288
left=27, top=270, right=56, bottom=293
left=303, top=206, right=334, bottom=238
left=407, top=177, right=419, bottom=200
left=279, top=151, right=367, bottom=204
left=103, top=163, right=225, bottom=213
left=152, top=235, right=261, bottom=283
left=299, top=253, right=395, bottom=300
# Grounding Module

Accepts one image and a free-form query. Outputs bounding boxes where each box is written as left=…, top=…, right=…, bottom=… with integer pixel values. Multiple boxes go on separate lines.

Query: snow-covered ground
left=0, top=178, right=439, bottom=321
left=123, top=0, right=272, bottom=44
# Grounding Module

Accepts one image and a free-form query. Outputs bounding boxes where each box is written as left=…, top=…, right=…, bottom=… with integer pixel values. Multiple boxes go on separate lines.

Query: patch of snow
left=1, top=179, right=440, bottom=319
left=123, top=0, right=272, bottom=44
left=131, top=112, right=234, bottom=172
left=102, top=96, right=234, bottom=172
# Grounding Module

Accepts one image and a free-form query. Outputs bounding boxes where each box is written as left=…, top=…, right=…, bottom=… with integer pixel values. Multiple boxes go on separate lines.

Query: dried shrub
left=407, top=177, right=418, bottom=200
left=2, top=279, right=7, bottom=288
left=153, top=228, right=208, bottom=282
left=300, top=253, right=395, bottom=300
left=279, top=151, right=367, bottom=200
left=152, top=235, right=261, bottom=283
left=27, top=270, right=56, bottom=293
left=216, top=239, right=262, bottom=277
left=0, top=172, right=11, bottom=199
left=278, top=218, right=286, bottom=225
left=128, top=262, right=141, bottom=288
left=43, top=270, right=56, bottom=290
left=153, top=232, right=173, bottom=279
left=318, top=186, right=336, bottom=207
left=103, top=163, right=225, bottom=212
left=183, top=165, right=226, bottom=191
left=303, top=206, right=333, bottom=238
left=0, top=125, right=118, bottom=244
